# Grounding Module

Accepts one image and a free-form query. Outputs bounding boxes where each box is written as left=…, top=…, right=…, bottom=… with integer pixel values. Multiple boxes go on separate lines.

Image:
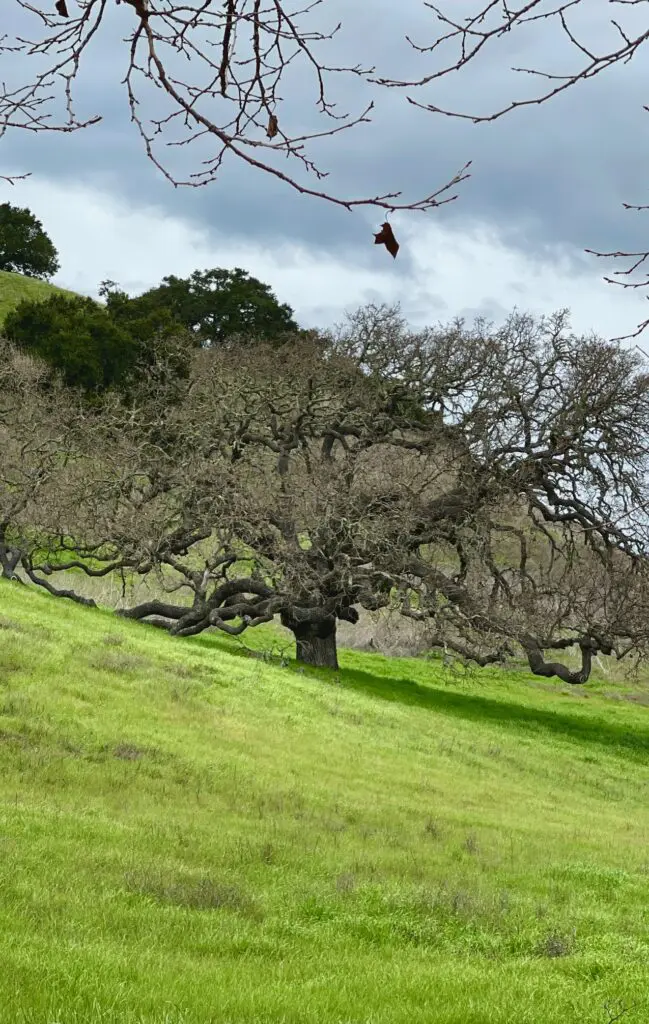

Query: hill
left=1, top=578, right=649, bottom=1023
left=0, top=269, right=80, bottom=326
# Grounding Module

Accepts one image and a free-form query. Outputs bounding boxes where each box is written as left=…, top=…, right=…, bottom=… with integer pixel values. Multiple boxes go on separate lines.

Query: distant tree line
left=4, top=266, right=300, bottom=393
left=0, top=199, right=301, bottom=391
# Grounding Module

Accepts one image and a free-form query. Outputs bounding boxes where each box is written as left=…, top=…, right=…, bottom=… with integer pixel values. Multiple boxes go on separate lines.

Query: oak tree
left=21, top=306, right=649, bottom=681
left=104, top=268, right=299, bottom=348
left=0, top=203, right=59, bottom=279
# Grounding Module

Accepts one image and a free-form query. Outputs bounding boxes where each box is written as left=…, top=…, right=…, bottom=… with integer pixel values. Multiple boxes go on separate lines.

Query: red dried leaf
left=374, top=222, right=399, bottom=259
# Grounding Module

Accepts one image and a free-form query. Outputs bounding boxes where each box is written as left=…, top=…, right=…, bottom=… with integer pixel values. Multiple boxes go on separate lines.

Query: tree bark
left=521, top=634, right=595, bottom=685
left=282, top=612, right=339, bottom=669
left=0, top=544, right=21, bottom=581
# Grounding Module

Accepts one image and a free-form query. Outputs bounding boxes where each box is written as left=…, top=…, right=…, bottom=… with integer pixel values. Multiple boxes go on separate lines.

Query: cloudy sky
left=3, top=0, right=649, bottom=338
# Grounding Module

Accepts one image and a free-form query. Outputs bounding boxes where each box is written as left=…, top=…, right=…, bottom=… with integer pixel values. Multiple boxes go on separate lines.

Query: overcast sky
left=3, top=0, right=649, bottom=338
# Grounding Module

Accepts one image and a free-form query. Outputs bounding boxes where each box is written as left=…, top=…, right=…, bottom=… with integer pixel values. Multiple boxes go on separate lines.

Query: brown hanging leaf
left=374, top=222, right=399, bottom=259
left=266, top=114, right=279, bottom=140
left=55, top=0, right=69, bottom=14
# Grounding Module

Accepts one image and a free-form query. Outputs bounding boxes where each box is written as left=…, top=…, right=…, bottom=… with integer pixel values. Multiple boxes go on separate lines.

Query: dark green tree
left=99, top=280, right=188, bottom=360
left=0, top=203, right=60, bottom=279
left=4, top=294, right=139, bottom=392
left=106, top=268, right=299, bottom=347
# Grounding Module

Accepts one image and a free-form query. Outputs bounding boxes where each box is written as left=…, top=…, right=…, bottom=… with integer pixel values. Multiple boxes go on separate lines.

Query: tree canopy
left=4, top=293, right=144, bottom=392
left=0, top=203, right=59, bottom=279
left=3, top=265, right=296, bottom=392
left=104, top=268, right=299, bottom=348
left=8, top=304, right=649, bottom=681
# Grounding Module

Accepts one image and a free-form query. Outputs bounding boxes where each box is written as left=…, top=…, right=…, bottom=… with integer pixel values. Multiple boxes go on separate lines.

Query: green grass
left=0, top=270, right=79, bottom=326
left=1, top=579, right=649, bottom=1023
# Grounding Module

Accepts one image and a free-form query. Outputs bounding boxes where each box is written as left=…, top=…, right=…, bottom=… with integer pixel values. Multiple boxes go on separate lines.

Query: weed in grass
left=113, top=743, right=145, bottom=761
left=0, top=615, right=22, bottom=632
left=102, top=633, right=124, bottom=646
left=90, top=651, right=148, bottom=674
left=0, top=630, right=27, bottom=675
left=0, top=650, right=24, bottom=674
left=499, top=889, right=512, bottom=914
left=463, top=831, right=480, bottom=855
left=0, top=728, right=31, bottom=749
left=328, top=702, right=363, bottom=726
left=603, top=1001, right=637, bottom=1024
left=259, top=842, right=275, bottom=865
left=538, top=928, right=576, bottom=957
left=125, top=870, right=260, bottom=917
left=335, top=871, right=356, bottom=894
left=0, top=693, right=30, bottom=716
left=169, top=662, right=201, bottom=679
left=448, top=887, right=475, bottom=918
left=424, top=817, right=443, bottom=840
left=323, top=817, right=347, bottom=834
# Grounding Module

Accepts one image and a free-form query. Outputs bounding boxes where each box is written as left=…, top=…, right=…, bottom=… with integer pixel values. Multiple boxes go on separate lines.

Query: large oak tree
left=18, top=306, right=649, bottom=681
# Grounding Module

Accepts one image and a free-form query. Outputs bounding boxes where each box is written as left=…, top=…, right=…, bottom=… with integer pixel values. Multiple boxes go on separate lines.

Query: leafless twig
left=2, top=0, right=471, bottom=212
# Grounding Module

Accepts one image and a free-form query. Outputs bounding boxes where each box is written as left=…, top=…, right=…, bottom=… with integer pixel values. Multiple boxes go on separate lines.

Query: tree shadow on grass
left=334, top=664, right=649, bottom=762
left=186, top=629, right=649, bottom=761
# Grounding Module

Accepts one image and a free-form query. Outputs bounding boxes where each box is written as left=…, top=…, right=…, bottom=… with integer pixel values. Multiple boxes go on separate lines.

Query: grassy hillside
left=1, top=580, right=649, bottom=1023
left=0, top=269, right=79, bottom=325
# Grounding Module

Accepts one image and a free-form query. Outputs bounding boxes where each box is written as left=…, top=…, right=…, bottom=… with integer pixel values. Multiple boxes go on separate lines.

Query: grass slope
left=0, top=270, right=79, bottom=326
left=1, top=579, right=649, bottom=1024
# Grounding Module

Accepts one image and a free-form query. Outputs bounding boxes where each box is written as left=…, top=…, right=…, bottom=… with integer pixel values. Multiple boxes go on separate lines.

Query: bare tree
left=2, top=0, right=469, bottom=210
left=0, top=339, right=90, bottom=581
left=22, top=308, right=649, bottom=680
left=6, top=3, right=649, bottom=272
left=6, top=2, right=649, bottom=324
left=110, top=349, right=471, bottom=670
left=330, top=304, right=649, bottom=679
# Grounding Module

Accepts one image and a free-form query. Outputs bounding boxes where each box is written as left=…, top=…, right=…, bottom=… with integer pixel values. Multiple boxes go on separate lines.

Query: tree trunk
left=282, top=612, right=339, bottom=669
left=0, top=543, right=21, bottom=581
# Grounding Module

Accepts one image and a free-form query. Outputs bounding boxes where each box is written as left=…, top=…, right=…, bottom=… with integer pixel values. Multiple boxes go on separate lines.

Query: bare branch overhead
left=1, top=0, right=470, bottom=212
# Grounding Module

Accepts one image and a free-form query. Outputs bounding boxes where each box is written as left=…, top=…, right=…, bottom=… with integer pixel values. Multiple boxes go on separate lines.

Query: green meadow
left=1, top=578, right=649, bottom=1023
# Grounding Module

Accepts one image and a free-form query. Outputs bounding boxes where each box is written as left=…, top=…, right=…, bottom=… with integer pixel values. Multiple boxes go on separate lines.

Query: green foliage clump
left=0, top=202, right=60, bottom=279
left=106, top=266, right=299, bottom=347
left=4, top=293, right=139, bottom=392
left=0, top=270, right=77, bottom=328
left=2, top=264, right=298, bottom=393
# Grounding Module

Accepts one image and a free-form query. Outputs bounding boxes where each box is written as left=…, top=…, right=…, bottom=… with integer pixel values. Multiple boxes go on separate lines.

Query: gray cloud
left=2, top=0, right=649, bottom=277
